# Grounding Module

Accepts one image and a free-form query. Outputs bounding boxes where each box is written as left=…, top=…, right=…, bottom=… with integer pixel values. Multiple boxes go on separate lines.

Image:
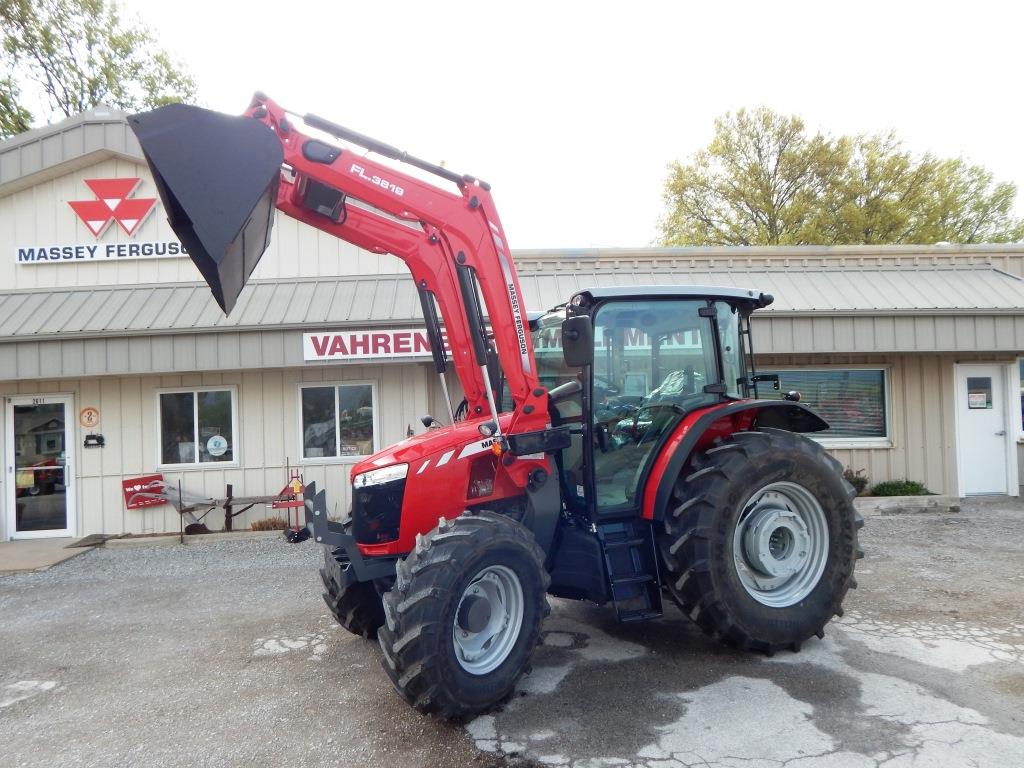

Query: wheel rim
left=732, top=481, right=829, bottom=607
left=452, top=564, right=525, bottom=675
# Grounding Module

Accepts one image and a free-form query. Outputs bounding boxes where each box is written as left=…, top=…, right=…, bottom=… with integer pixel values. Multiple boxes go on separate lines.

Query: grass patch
left=251, top=516, right=290, bottom=531
left=869, top=479, right=932, bottom=496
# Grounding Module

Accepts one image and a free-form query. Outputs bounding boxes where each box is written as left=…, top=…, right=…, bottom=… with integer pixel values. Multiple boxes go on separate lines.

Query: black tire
left=378, top=511, right=550, bottom=720
left=659, top=428, right=863, bottom=654
left=320, top=545, right=386, bottom=639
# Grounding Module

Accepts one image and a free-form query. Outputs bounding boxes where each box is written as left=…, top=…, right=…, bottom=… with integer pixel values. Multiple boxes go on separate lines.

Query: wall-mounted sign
left=79, top=407, right=100, bottom=428
left=69, top=178, right=156, bottom=237
left=122, top=474, right=165, bottom=510
left=303, top=329, right=445, bottom=362
left=303, top=325, right=704, bottom=363
left=14, top=177, right=187, bottom=264
left=17, top=241, right=188, bottom=263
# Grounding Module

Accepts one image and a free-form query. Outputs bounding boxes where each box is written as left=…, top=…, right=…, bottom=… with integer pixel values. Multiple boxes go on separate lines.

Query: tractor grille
left=351, top=479, right=405, bottom=544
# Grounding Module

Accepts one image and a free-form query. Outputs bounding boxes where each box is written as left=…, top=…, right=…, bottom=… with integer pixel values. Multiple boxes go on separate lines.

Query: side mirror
left=561, top=316, right=594, bottom=367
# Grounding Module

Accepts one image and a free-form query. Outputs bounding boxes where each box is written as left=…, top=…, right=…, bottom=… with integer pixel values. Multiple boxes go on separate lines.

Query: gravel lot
left=1, top=501, right=1022, bottom=768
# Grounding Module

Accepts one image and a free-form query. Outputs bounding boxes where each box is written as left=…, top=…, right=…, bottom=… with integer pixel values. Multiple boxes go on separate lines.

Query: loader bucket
left=129, top=104, right=284, bottom=314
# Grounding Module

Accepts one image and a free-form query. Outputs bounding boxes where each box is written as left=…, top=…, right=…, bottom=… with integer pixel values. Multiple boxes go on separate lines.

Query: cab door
left=587, top=299, right=720, bottom=517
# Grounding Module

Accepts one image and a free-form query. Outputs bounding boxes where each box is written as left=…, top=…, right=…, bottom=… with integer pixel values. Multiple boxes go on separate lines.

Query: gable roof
left=0, top=107, right=141, bottom=198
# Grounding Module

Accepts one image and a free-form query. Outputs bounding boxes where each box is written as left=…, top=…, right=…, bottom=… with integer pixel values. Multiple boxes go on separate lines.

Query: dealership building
left=2, top=107, right=1024, bottom=541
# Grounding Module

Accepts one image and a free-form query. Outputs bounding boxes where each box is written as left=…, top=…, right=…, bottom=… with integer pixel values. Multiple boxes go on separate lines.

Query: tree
left=659, top=107, right=1024, bottom=246
left=0, top=0, right=196, bottom=139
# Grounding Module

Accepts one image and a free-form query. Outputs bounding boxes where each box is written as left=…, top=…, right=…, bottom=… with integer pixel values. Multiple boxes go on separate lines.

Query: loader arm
left=131, top=95, right=550, bottom=449
left=253, top=96, right=545, bottom=429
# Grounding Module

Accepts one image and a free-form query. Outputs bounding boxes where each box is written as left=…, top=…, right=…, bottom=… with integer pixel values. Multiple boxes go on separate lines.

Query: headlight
left=353, top=463, right=408, bottom=488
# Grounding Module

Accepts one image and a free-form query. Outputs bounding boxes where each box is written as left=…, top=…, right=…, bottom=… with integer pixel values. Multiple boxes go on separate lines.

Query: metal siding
left=20, top=141, right=41, bottom=175
left=83, top=339, right=108, bottom=375
left=757, top=353, right=960, bottom=496
left=172, top=336, right=197, bottom=371
left=61, top=339, right=85, bottom=376
left=260, top=331, right=285, bottom=368
left=127, top=337, right=151, bottom=374
left=16, top=342, right=40, bottom=378
left=195, top=335, right=219, bottom=370
left=150, top=337, right=173, bottom=373
left=1018, top=444, right=1024, bottom=495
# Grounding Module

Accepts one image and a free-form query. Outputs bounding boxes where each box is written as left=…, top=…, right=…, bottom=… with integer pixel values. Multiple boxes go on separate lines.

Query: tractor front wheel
left=378, top=511, right=549, bottom=719
left=659, top=428, right=862, bottom=654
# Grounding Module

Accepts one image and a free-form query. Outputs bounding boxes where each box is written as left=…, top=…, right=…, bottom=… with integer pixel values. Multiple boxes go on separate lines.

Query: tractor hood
left=348, top=414, right=514, bottom=484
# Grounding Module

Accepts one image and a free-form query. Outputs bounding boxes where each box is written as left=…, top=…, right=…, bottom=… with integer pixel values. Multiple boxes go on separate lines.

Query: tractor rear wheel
left=658, top=427, right=862, bottom=654
left=378, top=511, right=549, bottom=719
left=320, top=544, right=386, bottom=639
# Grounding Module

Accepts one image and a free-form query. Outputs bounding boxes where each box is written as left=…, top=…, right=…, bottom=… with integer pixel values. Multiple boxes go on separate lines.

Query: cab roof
left=573, top=285, right=774, bottom=308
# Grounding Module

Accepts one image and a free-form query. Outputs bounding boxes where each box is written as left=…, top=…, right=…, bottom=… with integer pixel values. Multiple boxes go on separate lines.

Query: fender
left=641, top=400, right=829, bottom=521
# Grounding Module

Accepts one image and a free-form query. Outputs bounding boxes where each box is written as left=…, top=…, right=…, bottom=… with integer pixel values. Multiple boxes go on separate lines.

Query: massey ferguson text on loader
left=130, top=95, right=862, bottom=719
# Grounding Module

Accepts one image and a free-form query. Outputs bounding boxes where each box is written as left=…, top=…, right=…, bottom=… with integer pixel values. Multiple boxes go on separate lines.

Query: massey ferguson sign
left=15, top=177, right=187, bottom=264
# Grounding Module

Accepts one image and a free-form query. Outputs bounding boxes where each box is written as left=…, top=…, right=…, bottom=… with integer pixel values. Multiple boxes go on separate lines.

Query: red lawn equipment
left=130, top=95, right=862, bottom=720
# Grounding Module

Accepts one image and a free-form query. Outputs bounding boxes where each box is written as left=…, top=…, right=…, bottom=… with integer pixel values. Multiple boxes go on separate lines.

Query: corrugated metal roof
left=516, top=265, right=1024, bottom=314
left=0, top=265, right=1022, bottom=342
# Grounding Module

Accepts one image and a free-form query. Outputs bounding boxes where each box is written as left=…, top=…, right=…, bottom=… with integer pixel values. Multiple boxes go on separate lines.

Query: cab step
left=597, top=519, right=663, bottom=623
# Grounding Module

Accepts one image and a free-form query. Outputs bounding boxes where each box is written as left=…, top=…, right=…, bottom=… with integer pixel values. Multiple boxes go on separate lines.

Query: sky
left=120, top=0, right=1024, bottom=249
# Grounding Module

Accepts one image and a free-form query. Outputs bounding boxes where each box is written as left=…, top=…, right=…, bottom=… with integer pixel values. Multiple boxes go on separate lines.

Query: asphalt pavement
left=1, top=501, right=1022, bottom=768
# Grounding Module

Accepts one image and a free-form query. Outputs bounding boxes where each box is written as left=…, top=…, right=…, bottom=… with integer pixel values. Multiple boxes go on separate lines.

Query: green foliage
left=660, top=107, right=1024, bottom=246
left=869, top=479, right=932, bottom=497
left=843, top=466, right=868, bottom=495
left=250, top=516, right=290, bottom=531
left=0, top=0, right=196, bottom=139
left=0, top=74, right=30, bottom=135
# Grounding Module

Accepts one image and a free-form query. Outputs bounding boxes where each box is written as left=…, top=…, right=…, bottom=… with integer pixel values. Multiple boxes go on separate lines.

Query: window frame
left=155, top=385, right=240, bottom=470
left=759, top=365, right=892, bottom=449
left=297, top=380, right=380, bottom=465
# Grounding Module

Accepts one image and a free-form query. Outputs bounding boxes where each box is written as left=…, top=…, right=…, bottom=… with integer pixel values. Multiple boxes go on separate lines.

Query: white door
left=955, top=364, right=1010, bottom=496
left=4, top=395, right=76, bottom=539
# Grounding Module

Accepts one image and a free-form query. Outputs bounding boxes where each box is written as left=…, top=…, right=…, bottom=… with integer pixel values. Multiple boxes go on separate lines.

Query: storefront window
left=159, top=389, right=235, bottom=465
left=301, top=384, right=376, bottom=460
left=762, top=369, right=887, bottom=440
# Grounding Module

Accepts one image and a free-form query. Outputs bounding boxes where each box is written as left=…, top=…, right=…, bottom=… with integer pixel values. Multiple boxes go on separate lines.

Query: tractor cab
left=534, top=286, right=773, bottom=520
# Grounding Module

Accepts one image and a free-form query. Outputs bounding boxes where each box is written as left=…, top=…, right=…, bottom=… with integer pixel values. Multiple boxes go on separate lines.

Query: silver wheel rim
left=452, top=564, right=525, bottom=675
left=732, top=481, right=829, bottom=607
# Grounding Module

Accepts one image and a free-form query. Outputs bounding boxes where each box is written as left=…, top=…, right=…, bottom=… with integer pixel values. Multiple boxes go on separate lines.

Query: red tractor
left=131, top=96, right=862, bottom=719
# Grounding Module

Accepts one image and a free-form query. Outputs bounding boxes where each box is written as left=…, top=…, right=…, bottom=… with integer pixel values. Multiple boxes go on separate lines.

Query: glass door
left=590, top=299, right=719, bottom=515
left=5, top=395, right=76, bottom=539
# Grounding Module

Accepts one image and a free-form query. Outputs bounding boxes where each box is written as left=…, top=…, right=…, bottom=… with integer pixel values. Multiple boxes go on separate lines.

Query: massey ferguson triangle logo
left=68, top=178, right=157, bottom=237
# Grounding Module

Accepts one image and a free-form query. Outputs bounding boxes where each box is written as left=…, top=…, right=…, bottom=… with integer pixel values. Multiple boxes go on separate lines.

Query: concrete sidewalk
left=0, top=538, right=92, bottom=573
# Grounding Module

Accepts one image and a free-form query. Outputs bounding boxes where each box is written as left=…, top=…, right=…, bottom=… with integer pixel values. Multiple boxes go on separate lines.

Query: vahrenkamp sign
left=14, top=177, right=187, bottom=264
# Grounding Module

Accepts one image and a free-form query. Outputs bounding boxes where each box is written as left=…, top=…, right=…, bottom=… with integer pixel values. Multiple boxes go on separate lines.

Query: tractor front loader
left=130, top=95, right=862, bottom=720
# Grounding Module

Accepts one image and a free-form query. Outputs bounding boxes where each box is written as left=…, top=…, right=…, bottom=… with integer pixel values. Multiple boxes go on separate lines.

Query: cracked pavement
left=1, top=500, right=1022, bottom=767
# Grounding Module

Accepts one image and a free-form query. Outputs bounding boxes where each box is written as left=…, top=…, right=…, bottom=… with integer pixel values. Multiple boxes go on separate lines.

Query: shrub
left=251, top=516, right=290, bottom=531
left=869, top=479, right=932, bottom=496
left=843, top=467, right=868, bottom=495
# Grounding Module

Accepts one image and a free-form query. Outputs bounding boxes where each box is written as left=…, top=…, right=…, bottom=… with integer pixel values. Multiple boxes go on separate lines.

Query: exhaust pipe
left=129, top=104, right=284, bottom=314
